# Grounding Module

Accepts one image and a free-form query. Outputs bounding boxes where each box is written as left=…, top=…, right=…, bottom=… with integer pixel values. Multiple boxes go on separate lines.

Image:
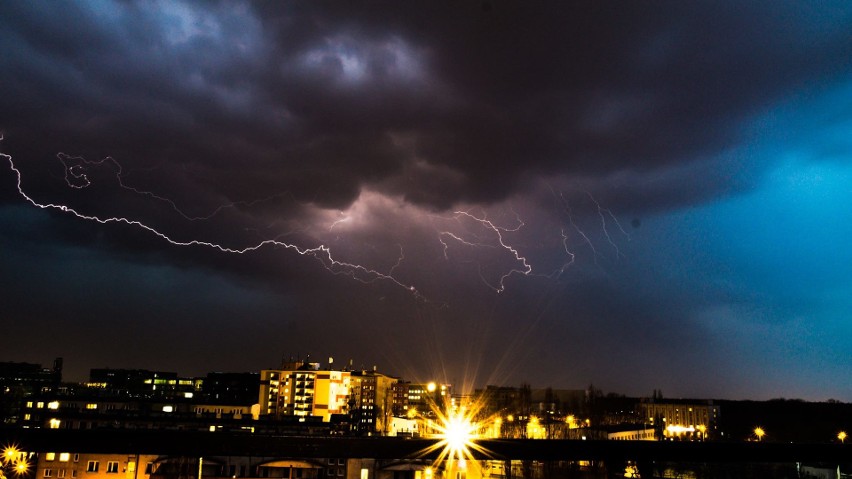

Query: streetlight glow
left=754, top=427, right=765, bottom=441
left=2, top=445, right=29, bottom=478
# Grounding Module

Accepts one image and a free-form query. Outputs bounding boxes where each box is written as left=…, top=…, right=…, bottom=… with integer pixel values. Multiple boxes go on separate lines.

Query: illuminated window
left=87, top=461, right=99, bottom=472
left=86, top=404, right=98, bottom=410
left=58, top=453, right=70, bottom=462
left=26, top=401, right=33, bottom=408
left=49, top=419, right=61, bottom=429
left=37, top=402, right=45, bottom=408
left=106, top=462, right=119, bottom=473
left=48, top=401, right=60, bottom=410
left=127, top=462, right=135, bottom=473
left=46, top=453, right=56, bottom=461
left=162, top=406, right=174, bottom=413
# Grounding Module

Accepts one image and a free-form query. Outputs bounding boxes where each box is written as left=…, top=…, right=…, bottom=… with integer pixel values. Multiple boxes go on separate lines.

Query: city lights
left=417, top=394, right=495, bottom=478
left=0, top=445, right=29, bottom=479
left=839, top=431, right=847, bottom=443
left=754, top=427, right=766, bottom=442
left=422, top=407, right=489, bottom=465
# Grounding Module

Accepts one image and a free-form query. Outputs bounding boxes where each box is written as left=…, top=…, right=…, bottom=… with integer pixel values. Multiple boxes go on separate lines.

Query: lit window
left=46, top=453, right=56, bottom=461
left=27, top=402, right=33, bottom=408
left=162, top=406, right=174, bottom=413
left=59, top=454, right=70, bottom=462
left=87, top=461, right=99, bottom=472
left=86, top=404, right=97, bottom=410
left=37, top=402, right=45, bottom=408
left=106, top=462, right=119, bottom=473
left=48, top=401, right=60, bottom=410
left=49, top=419, right=61, bottom=429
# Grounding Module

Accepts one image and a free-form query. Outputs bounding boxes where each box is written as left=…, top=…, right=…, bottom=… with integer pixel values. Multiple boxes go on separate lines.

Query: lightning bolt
left=558, top=191, right=599, bottom=263
left=437, top=209, right=532, bottom=293
left=554, top=227, right=576, bottom=278
left=58, top=152, right=301, bottom=221
left=586, top=191, right=630, bottom=259
left=2, top=146, right=424, bottom=299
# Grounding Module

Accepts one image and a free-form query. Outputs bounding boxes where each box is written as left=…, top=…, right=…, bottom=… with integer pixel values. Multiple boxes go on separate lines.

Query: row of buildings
left=2, top=358, right=723, bottom=443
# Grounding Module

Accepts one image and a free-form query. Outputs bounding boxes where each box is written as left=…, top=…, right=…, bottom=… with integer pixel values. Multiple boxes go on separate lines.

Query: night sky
left=2, top=2, right=851, bottom=401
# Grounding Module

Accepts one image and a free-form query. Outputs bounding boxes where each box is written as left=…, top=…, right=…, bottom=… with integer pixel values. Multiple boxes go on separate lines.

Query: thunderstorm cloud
left=1, top=1, right=851, bottom=400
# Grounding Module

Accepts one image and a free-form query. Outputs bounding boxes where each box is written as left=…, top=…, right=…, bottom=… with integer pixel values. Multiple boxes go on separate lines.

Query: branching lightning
left=2, top=147, right=424, bottom=299
left=586, top=191, right=630, bottom=258
left=559, top=192, right=599, bottom=262
left=58, top=152, right=300, bottom=221
left=4, top=139, right=629, bottom=300
left=434, top=186, right=630, bottom=291
left=438, top=209, right=532, bottom=293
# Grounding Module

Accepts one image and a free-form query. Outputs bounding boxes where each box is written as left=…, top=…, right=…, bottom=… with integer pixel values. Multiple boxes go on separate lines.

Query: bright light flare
left=1, top=445, right=29, bottom=477
left=2, top=447, right=15, bottom=461
left=437, top=411, right=478, bottom=462
left=415, top=394, right=497, bottom=479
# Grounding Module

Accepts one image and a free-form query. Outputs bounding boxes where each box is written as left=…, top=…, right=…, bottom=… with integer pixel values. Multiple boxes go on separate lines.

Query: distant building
left=639, top=399, right=720, bottom=440
left=87, top=369, right=198, bottom=399
left=606, top=426, right=656, bottom=441
left=200, top=372, right=259, bottom=405
left=0, top=358, right=62, bottom=424
left=406, top=382, right=453, bottom=417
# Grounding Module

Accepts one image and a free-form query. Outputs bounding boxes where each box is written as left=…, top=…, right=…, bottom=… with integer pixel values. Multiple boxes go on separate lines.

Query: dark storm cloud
left=3, top=1, right=850, bottom=215
left=2, top=1, right=851, bottom=398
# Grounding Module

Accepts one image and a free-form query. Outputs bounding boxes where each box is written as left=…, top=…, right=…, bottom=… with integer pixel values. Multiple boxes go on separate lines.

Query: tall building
left=349, top=370, right=399, bottom=435
left=259, top=362, right=350, bottom=422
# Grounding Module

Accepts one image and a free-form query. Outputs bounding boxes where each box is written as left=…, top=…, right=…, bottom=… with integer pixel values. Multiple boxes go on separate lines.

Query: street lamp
left=2, top=446, right=30, bottom=478
left=696, top=424, right=707, bottom=441
left=838, top=431, right=847, bottom=444
left=753, top=427, right=765, bottom=442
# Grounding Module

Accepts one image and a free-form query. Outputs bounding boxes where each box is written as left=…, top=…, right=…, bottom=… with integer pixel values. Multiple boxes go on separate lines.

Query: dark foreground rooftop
left=2, top=428, right=850, bottom=464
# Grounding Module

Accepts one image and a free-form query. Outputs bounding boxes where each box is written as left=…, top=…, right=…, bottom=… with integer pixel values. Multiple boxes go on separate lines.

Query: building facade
left=259, top=364, right=351, bottom=422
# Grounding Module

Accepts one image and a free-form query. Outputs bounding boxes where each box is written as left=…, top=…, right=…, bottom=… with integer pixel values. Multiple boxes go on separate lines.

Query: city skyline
left=1, top=2, right=851, bottom=401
